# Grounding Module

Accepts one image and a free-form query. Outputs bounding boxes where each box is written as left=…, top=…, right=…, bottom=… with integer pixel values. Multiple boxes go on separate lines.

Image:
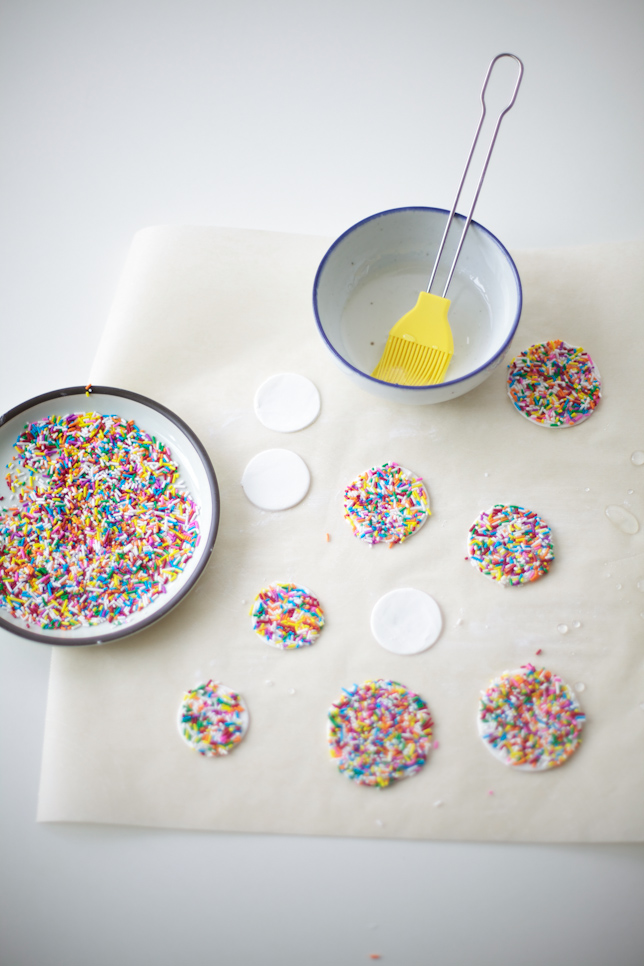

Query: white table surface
left=1, top=2, right=643, bottom=964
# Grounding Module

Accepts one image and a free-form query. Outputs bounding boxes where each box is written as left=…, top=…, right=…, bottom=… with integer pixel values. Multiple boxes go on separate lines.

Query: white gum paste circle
left=254, top=373, right=321, bottom=432
left=370, top=587, right=443, bottom=655
left=241, top=448, right=311, bottom=510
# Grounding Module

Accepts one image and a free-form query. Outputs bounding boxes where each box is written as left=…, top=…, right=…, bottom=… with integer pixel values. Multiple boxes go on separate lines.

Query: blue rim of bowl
left=312, top=206, right=523, bottom=391
left=0, top=385, right=220, bottom=646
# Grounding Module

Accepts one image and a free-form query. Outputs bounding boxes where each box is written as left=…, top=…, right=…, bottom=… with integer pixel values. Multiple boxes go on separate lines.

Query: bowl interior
left=0, top=386, right=219, bottom=645
left=314, top=207, right=521, bottom=385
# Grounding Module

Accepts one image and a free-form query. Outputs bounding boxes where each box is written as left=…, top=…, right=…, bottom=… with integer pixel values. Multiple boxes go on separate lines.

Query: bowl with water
left=312, top=206, right=522, bottom=404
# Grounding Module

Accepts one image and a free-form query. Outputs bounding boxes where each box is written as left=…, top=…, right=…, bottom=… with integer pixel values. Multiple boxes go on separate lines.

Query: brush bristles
left=372, top=336, right=452, bottom=386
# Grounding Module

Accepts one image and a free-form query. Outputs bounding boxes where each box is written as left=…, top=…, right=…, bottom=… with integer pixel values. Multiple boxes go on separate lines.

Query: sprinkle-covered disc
left=179, top=680, right=249, bottom=756
left=507, top=339, right=601, bottom=427
left=342, top=462, right=430, bottom=546
left=251, top=582, right=324, bottom=649
left=0, top=412, right=199, bottom=629
left=468, top=504, right=554, bottom=585
left=478, top=665, right=585, bottom=770
left=328, top=679, right=434, bottom=787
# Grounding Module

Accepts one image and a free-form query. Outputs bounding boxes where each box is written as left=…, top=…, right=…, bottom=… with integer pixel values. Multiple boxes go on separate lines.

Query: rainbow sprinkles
left=250, top=582, right=325, bottom=649
left=343, top=462, right=430, bottom=546
left=478, top=665, right=585, bottom=770
left=0, top=412, right=200, bottom=629
left=507, top=339, right=601, bottom=427
left=179, top=680, right=249, bottom=756
left=468, top=504, right=554, bottom=586
left=328, top=678, right=434, bottom=787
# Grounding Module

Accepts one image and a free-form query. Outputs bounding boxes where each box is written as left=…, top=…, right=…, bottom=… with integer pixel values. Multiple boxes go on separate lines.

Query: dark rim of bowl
left=312, top=206, right=523, bottom=390
left=0, top=385, right=220, bottom=646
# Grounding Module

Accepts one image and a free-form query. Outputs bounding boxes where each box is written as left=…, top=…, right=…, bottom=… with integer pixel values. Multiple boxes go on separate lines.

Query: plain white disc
left=254, top=373, right=321, bottom=432
left=370, top=587, right=442, bottom=655
left=241, top=448, right=311, bottom=510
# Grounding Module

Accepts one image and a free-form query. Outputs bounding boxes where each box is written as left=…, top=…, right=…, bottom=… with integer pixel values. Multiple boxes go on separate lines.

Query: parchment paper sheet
left=37, top=226, right=644, bottom=841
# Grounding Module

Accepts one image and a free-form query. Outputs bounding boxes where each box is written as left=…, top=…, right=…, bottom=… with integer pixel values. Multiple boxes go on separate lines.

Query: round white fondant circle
left=370, top=587, right=442, bottom=655
left=254, top=373, right=321, bottom=432
left=241, top=448, right=311, bottom=510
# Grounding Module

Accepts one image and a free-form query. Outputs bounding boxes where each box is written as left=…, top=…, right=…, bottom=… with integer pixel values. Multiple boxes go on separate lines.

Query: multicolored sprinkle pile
left=468, top=504, right=554, bottom=585
left=251, top=582, right=324, bottom=649
left=343, top=462, right=430, bottom=546
left=328, top=678, right=433, bottom=787
left=179, top=680, right=249, bottom=756
left=478, top=665, right=585, bottom=770
left=0, top=412, right=200, bottom=629
left=507, top=339, right=602, bottom=427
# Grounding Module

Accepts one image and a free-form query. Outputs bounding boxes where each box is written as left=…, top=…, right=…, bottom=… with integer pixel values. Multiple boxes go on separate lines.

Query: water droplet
left=584, top=487, right=591, bottom=492
left=631, top=451, right=644, bottom=466
left=605, top=504, right=640, bottom=534
left=628, top=489, right=634, bottom=495
left=637, top=579, right=644, bottom=592
left=455, top=617, right=463, bottom=626
left=288, top=687, right=296, bottom=695
left=575, top=682, right=586, bottom=693
left=264, top=679, right=274, bottom=686
left=572, top=620, right=582, bottom=629
left=557, top=623, right=569, bottom=634
left=483, top=472, right=489, bottom=478
left=605, top=572, right=612, bottom=578
left=375, top=818, right=384, bottom=827
left=433, top=800, right=443, bottom=808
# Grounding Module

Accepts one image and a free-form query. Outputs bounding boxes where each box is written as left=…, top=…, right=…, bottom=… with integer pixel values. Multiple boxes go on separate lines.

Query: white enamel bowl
left=0, top=386, right=219, bottom=646
left=313, top=206, right=522, bottom=404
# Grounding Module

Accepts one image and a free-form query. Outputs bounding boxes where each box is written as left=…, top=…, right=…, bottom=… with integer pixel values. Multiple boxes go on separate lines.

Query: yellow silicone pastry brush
left=372, top=53, right=523, bottom=386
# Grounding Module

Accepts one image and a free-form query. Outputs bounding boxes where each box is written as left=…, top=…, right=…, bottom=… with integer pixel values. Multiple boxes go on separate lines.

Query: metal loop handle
left=427, top=53, right=524, bottom=297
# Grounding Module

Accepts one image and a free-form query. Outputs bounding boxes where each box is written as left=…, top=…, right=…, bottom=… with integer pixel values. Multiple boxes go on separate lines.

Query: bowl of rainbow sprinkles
left=0, top=385, right=219, bottom=645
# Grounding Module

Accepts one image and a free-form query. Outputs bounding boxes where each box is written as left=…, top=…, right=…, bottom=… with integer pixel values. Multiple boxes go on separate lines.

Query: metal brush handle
left=427, top=52, right=524, bottom=298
